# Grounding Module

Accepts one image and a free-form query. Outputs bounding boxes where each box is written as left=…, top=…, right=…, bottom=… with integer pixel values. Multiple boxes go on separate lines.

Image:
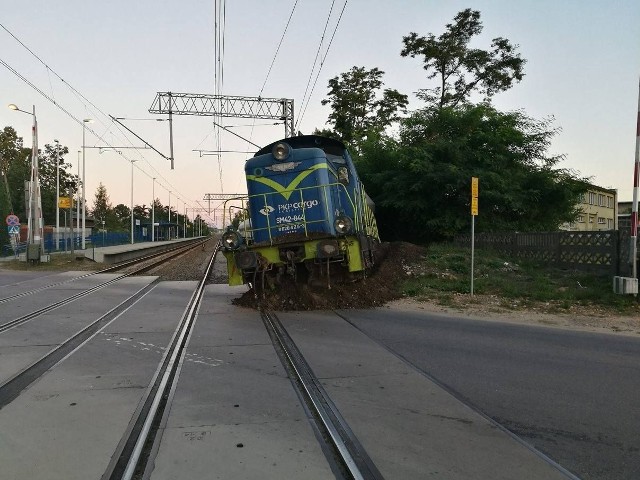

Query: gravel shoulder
left=386, top=296, right=640, bottom=337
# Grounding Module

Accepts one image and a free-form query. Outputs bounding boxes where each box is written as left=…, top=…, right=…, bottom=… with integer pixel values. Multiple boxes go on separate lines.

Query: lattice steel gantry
left=149, top=92, right=294, bottom=136
left=148, top=92, right=294, bottom=169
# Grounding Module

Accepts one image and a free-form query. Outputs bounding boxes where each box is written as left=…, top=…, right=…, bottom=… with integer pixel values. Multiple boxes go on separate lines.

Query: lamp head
left=83, top=118, right=94, bottom=124
left=7, top=104, right=18, bottom=111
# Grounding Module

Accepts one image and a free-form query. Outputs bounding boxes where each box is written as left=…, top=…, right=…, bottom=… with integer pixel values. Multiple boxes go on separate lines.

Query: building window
left=607, top=196, right=614, bottom=209
left=589, top=215, right=595, bottom=223
left=588, top=192, right=597, bottom=205
left=597, top=217, right=605, bottom=224
left=599, top=194, right=605, bottom=206
left=577, top=214, right=585, bottom=223
left=608, top=219, right=614, bottom=229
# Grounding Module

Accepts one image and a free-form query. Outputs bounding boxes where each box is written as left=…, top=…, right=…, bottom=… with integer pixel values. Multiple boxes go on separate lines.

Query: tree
left=133, top=204, right=149, bottom=220
left=321, top=66, right=408, bottom=149
left=91, top=183, right=120, bottom=231
left=150, top=198, right=164, bottom=221
left=355, top=104, right=587, bottom=243
left=37, top=143, right=77, bottom=226
left=401, top=9, right=525, bottom=109
left=0, top=127, right=30, bottom=220
left=113, top=203, right=131, bottom=231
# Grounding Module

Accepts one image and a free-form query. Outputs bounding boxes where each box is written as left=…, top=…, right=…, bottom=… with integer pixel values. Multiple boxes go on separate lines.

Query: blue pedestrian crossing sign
left=7, top=225, right=19, bottom=234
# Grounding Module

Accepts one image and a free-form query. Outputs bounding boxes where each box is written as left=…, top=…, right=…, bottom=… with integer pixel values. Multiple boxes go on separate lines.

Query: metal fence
left=1, top=232, right=133, bottom=258
left=455, top=230, right=637, bottom=276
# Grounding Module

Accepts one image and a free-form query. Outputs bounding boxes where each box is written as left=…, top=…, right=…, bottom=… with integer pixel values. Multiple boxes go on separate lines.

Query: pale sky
left=2, top=0, right=639, bottom=227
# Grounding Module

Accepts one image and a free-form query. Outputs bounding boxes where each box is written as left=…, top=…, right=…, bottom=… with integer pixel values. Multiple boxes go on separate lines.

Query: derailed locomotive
left=220, top=135, right=379, bottom=289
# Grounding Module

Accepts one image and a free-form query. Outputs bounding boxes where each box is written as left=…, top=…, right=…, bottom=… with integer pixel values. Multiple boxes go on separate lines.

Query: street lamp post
left=81, top=119, right=93, bottom=250
left=8, top=103, right=43, bottom=261
left=151, top=177, right=156, bottom=242
left=76, top=150, right=80, bottom=251
left=54, top=139, right=60, bottom=250
left=130, top=159, right=137, bottom=244
left=168, top=190, right=171, bottom=239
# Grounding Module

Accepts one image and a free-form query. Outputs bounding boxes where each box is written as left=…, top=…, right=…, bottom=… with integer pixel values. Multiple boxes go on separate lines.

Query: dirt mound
left=232, top=241, right=426, bottom=311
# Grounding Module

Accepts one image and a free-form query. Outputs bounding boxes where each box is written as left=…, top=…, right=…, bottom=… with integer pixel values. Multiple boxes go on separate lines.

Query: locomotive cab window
left=327, top=153, right=346, bottom=164
left=338, top=166, right=349, bottom=185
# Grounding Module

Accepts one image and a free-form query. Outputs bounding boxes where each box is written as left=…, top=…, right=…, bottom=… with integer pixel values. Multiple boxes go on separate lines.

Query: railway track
left=0, top=239, right=212, bottom=410
left=0, top=238, right=207, bottom=305
left=100, top=243, right=383, bottom=480
left=102, top=242, right=220, bottom=479
left=0, top=243, right=575, bottom=479
left=262, top=309, right=384, bottom=480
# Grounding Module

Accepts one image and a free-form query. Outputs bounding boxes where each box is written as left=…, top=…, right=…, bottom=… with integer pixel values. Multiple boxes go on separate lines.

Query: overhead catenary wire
left=0, top=25, right=207, bottom=220
left=1, top=58, right=204, bottom=224
left=258, top=0, right=299, bottom=99
left=296, top=0, right=349, bottom=131
left=240, top=0, right=300, bottom=161
left=213, top=0, right=227, bottom=194
left=296, top=0, right=336, bottom=128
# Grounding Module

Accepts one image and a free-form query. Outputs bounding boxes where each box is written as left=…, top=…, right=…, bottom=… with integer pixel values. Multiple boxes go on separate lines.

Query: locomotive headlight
left=221, top=230, right=242, bottom=250
left=272, top=142, right=291, bottom=161
left=334, top=215, right=353, bottom=234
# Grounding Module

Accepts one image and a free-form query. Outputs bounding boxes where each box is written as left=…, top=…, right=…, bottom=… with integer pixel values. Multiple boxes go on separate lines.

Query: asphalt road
left=342, top=309, right=640, bottom=480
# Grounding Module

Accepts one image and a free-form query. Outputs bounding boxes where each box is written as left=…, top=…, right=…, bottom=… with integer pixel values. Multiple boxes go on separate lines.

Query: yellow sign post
left=470, top=177, right=479, bottom=295
left=471, top=177, right=478, bottom=215
left=58, top=197, right=72, bottom=209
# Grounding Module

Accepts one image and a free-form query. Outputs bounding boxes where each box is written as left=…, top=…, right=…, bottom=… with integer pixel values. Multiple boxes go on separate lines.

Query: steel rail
left=0, top=238, right=206, bottom=304
left=261, top=309, right=384, bottom=480
left=0, top=280, right=159, bottom=410
left=104, top=243, right=220, bottom=480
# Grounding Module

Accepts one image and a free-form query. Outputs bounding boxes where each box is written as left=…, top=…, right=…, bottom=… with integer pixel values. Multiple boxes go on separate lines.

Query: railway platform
left=82, top=237, right=203, bottom=264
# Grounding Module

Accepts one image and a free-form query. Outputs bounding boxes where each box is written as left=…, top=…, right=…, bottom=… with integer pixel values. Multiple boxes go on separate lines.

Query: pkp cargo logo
left=259, top=206, right=275, bottom=216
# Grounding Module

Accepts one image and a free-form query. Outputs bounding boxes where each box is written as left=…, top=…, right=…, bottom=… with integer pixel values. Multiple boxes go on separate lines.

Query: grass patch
left=0, top=253, right=104, bottom=272
left=401, top=243, right=640, bottom=316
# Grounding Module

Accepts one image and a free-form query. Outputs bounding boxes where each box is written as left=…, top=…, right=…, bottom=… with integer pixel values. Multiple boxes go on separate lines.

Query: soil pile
left=232, top=241, right=426, bottom=311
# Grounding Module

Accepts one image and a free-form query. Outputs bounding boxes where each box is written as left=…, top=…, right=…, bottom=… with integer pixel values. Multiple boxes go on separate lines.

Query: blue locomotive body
left=221, top=135, right=379, bottom=287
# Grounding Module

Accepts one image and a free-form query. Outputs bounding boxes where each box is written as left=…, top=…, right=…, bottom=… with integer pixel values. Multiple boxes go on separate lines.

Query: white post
left=168, top=190, right=171, bottom=239
left=130, top=160, right=135, bottom=244
left=81, top=122, right=86, bottom=250
left=76, top=150, right=80, bottom=251
left=471, top=215, right=475, bottom=296
left=151, top=177, right=155, bottom=242
left=55, top=139, right=60, bottom=250
left=29, top=105, right=43, bottom=258
left=631, top=78, right=640, bottom=281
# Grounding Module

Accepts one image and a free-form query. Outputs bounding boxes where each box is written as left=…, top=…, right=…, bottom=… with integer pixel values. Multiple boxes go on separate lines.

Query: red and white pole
left=631, top=78, right=640, bottom=279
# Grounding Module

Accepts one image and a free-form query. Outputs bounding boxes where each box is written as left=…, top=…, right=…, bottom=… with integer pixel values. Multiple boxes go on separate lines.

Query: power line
left=297, top=0, right=336, bottom=127
left=0, top=57, right=201, bottom=216
left=0, top=25, right=205, bottom=213
left=258, top=0, right=299, bottom=98
left=213, top=0, right=227, bottom=194
left=296, top=0, right=349, bottom=130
